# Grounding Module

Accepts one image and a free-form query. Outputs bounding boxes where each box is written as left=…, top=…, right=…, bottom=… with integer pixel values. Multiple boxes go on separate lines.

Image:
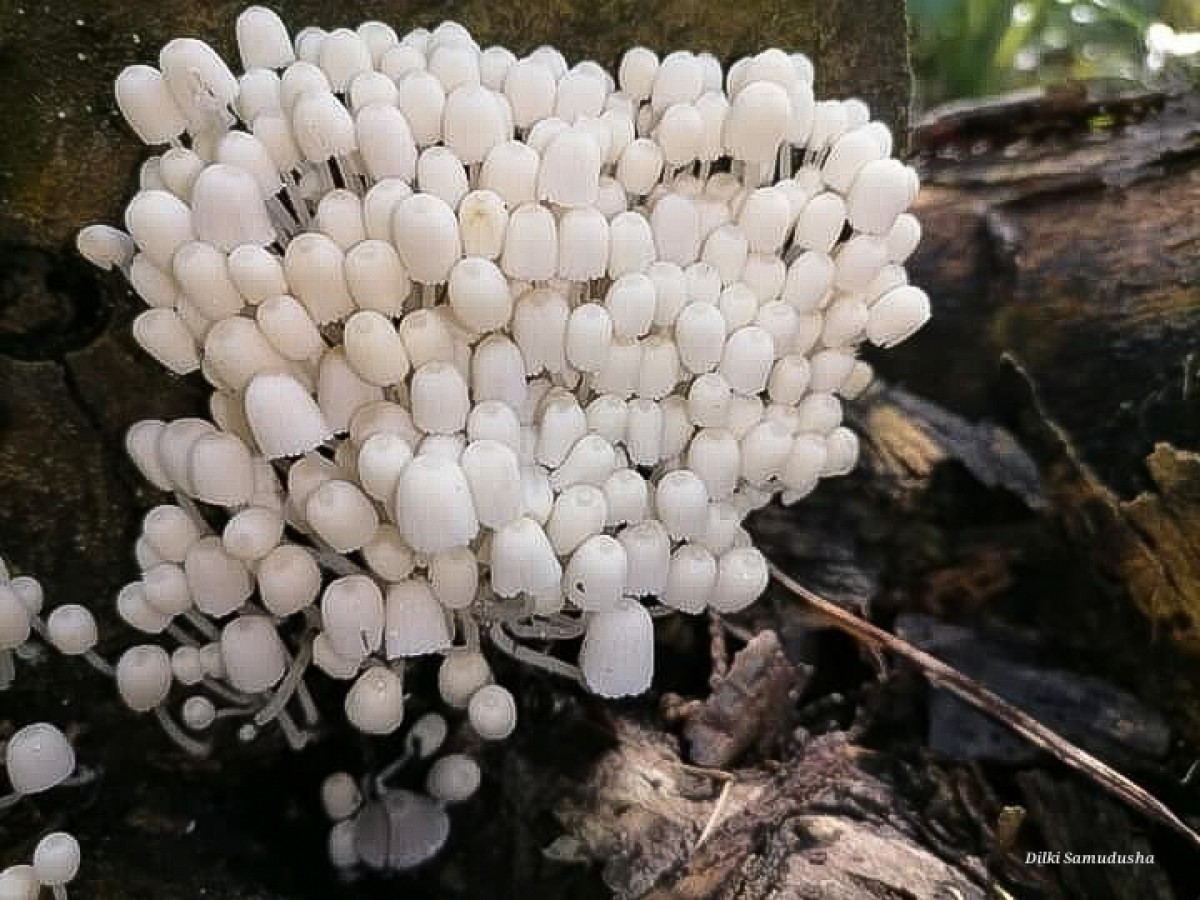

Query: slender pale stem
left=254, top=635, right=314, bottom=726
left=81, top=649, right=114, bottom=678
left=489, top=621, right=584, bottom=685
left=154, top=705, right=211, bottom=757
left=0, top=649, right=14, bottom=690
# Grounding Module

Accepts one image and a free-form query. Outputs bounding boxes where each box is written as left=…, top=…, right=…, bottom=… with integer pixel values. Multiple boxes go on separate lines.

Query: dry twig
left=769, top=563, right=1200, bottom=852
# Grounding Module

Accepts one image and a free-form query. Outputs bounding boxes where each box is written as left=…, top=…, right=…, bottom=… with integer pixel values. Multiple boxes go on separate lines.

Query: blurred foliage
left=910, top=0, right=1200, bottom=109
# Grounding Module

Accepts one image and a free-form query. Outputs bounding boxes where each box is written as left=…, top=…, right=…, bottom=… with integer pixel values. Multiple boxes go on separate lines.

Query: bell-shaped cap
left=236, top=6, right=295, bottom=69
left=124, top=190, right=194, bottom=271
left=655, top=469, right=709, bottom=540
left=221, top=615, right=287, bottom=693
left=480, top=140, right=539, bottom=208
left=650, top=194, right=700, bottom=268
left=710, top=546, right=769, bottom=613
left=847, top=158, right=914, bottom=235
left=256, top=295, right=325, bottom=362
left=385, top=579, right=451, bottom=658
left=580, top=599, right=654, bottom=697
left=511, top=287, right=569, bottom=375
left=245, top=372, right=333, bottom=459
left=185, top=536, right=253, bottom=617
left=115, top=65, right=187, bottom=145
left=448, top=257, right=511, bottom=333
left=315, top=189, right=367, bottom=251
left=655, top=103, right=703, bottom=167
left=320, top=28, right=373, bottom=92
left=307, top=480, right=379, bottom=553
left=607, top=211, right=656, bottom=279
left=191, top=164, right=276, bottom=252
left=116, top=644, right=172, bottom=712
left=354, top=104, right=418, bottom=183
left=615, top=138, right=664, bottom=197
left=5, top=723, right=75, bottom=795
left=501, top=203, right=557, bottom=282
left=133, top=309, right=200, bottom=375
left=410, top=361, right=470, bottom=434
left=538, top=126, right=602, bottom=209
left=188, top=432, right=255, bottom=506
left=866, top=285, right=930, bottom=348
left=504, top=58, right=556, bottom=129
left=461, top=440, right=523, bottom=529
left=77, top=224, right=136, bottom=272
left=292, top=89, right=357, bottom=162
left=471, top=334, right=528, bottom=410
left=345, top=666, right=405, bottom=735
left=257, top=544, right=322, bottom=617
left=458, top=189, right=509, bottom=260
left=618, top=46, right=658, bottom=101
left=664, top=544, right=717, bottom=614
left=345, top=239, right=411, bottom=315
left=395, top=455, right=478, bottom=554
left=228, top=245, right=287, bottom=307
left=284, top=233, right=356, bottom=324
left=444, top=84, right=508, bottom=165
left=724, top=80, right=792, bottom=164
left=343, top=311, right=409, bottom=387
left=322, top=575, right=384, bottom=659
left=490, top=516, right=561, bottom=597
left=392, top=192, right=461, bottom=285
left=564, top=534, right=627, bottom=611
left=159, top=38, right=238, bottom=131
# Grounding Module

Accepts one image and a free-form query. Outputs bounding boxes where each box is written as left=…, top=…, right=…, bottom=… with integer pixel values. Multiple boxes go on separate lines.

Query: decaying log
left=523, top=717, right=991, bottom=900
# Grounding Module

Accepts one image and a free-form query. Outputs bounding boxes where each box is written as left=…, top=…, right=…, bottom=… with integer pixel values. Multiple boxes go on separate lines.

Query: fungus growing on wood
left=66, top=6, right=932, bottom=874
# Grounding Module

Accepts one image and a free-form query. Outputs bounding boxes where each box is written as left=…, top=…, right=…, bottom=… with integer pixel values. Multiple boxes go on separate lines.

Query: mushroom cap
left=5, top=722, right=75, bottom=795
left=353, top=790, right=450, bottom=870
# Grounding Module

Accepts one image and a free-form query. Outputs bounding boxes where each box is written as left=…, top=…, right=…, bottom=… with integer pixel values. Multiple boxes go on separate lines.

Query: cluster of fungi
left=6, top=5, right=930, bottom=879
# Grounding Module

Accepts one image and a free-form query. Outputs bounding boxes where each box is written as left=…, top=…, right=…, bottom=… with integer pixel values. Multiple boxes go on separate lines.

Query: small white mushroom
left=4, top=722, right=75, bottom=796
left=580, top=599, right=654, bottom=697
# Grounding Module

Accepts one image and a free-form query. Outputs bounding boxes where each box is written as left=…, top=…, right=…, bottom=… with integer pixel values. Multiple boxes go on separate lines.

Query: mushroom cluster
left=70, top=4, right=930, bottom=871
left=79, top=6, right=928, bottom=706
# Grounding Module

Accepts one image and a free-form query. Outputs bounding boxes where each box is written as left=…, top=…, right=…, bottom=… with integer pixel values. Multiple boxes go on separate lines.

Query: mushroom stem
left=456, top=611, right=480, bottom=652
left=172, top=491, right=212, bottom=535
left=283, top=172, right=311, bottom=226
left=308, top=545, right=369, bottom=579
left=166, top=624, right=200, bottom=647
left=777, top=143, right=792, bottom=179
left=183, top=611, right=221, bottom=641
left=276, top=709, right=309, bottom=750
left=81, top=649, right=115, bottom=678
left=51, top=885, right=68, bottom=900
left=266, top=195, right=300, bottom=241
left=253, top=634, right=314, bottom=726
left=202, top=676, right=257, bottom=707
left=295, top=679, right=321, bottom=728
left=505, top=614, right=585, bottom=641
left=154, top=705, right=212, bottom=757
left=489, top=621, right=585, bottom=685
left=374, top=752, right=413, bottom=791
left=0, top=649, right=14, bottom=689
